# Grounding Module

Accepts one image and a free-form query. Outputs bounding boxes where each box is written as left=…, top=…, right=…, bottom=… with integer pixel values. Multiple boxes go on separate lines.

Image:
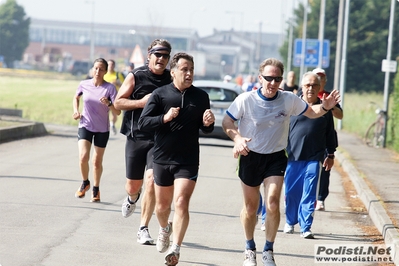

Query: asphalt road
left=0, top=125, right=384, bottom=266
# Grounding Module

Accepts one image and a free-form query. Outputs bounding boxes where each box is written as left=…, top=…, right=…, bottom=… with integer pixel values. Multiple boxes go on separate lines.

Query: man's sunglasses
left=262, top=76, right=283, bottom=82
left=153, top=52, right=170, bottom=59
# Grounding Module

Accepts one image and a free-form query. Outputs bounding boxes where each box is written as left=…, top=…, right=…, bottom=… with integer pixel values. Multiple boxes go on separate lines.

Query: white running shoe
left=315, top=200, right=325, bottom=211
left=283, top=223, right=294, bottom=234
left=164, top=249, right=180, bottom=266
left=262, top=250, right=276, bottom=266
left=137, top=227, right=154, bottom=245
left=121, top=196, right=136, bottom=218
left=157, top=222, right=172, bottom=253
left=243, top=249, right=257, bottom=266
left=301, top=230, right=315, bottom=239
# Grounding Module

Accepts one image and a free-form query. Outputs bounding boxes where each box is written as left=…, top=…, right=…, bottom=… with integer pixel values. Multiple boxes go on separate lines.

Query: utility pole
left=317, top=0, right=326, bottom=69
left=333, top=0, right=344, bottom=93
left=337, top=0, right=350, bottom=131
left=382, top=0, right=397, bottom=148
left=299, top=0, right=308, bottom=80
left=86, top=1, right=95, bottom=63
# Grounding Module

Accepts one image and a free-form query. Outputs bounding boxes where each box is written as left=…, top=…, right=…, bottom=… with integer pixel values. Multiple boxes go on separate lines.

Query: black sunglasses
left=262, top=76, right=283, bottom=82
left=153, top=52, right=170, bottom=59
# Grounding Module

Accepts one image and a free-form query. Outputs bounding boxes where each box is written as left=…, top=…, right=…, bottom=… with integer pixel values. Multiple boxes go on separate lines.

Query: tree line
left=279, top=0, right=399, bottom=93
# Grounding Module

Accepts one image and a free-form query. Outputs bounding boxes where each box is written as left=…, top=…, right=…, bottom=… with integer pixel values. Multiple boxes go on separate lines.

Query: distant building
left=23, top=18, right=283, bottom=78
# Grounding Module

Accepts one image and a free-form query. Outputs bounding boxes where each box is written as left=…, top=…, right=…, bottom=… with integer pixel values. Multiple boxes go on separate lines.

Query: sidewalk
left=336, top=130, right=399, bottom=265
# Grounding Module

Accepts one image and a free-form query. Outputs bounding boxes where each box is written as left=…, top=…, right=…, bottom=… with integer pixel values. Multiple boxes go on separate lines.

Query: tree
left=0, top=0, right=30, bottom=68
left=280, top=0, right=399, bottom=93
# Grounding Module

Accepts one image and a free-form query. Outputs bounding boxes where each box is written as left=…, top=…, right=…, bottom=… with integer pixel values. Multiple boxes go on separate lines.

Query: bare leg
left=155, top=183, right=174, bottom=228
left=171, top=178, right=196, bottom=246
left=140, top=169, right=156, bottom=226
left=92, top=145, right=105, bottom=187
left=263, top=175, right=284, bottom=242
left=78, top=139, right=91, bottom=181
left=240, top=183, right=261, bottom=241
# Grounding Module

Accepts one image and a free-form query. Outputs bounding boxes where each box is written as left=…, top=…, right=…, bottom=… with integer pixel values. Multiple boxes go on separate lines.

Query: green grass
left=1, top=76, right=80, bottom=126
left=339, top=92, right=386, bottom=139
left=0, top=74, right=123, bottom=128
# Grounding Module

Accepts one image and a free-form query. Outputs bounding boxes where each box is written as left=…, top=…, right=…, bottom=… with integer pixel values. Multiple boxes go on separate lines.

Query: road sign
left=293, top=39, right=330, bottom=68
left=381, top=59, right=397, bottom=73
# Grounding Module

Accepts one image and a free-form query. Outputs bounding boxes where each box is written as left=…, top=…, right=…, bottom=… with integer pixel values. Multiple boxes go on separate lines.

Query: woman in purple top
left=72, top=58, right=121, bottom=202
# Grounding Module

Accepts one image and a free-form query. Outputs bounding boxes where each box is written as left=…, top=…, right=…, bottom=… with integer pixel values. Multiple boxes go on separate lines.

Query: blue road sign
left=293, top=39, right=330, bottom=68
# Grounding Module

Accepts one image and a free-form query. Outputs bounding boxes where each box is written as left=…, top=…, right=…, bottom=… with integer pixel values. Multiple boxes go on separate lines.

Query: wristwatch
left=327, top=154, right=335, bottom=159
left=108, top=100, right=112, bottom=107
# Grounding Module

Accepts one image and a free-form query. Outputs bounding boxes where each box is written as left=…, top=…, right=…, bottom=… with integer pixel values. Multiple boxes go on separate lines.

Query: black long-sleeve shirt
left=138, top=83, right=214, bottom=165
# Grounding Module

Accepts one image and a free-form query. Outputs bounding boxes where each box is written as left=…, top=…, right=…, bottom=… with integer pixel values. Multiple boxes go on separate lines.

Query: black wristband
left=322, top=106, right=329, bottom=112
left=327, top=154, right=335, bottom=159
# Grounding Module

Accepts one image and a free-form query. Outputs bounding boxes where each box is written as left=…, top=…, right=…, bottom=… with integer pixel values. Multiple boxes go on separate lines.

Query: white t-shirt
left=226, top=89, right=308, bottom=154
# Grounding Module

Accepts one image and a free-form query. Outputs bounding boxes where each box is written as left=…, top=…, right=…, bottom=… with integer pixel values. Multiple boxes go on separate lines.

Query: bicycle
left=364, top=101, right=387, bottom=148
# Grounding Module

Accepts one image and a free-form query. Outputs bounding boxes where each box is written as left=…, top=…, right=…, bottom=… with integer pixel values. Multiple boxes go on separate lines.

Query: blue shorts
left=78, top=127, right=109, bottom=148
left=238, top=150, right=287, bottom=187
left=153, top=163, right=198, bottom=187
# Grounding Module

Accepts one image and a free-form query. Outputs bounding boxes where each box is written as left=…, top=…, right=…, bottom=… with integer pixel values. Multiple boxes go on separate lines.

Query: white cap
left=224, top=75, right=232, bottom=81
left=312, top=68, right=326, bottom=76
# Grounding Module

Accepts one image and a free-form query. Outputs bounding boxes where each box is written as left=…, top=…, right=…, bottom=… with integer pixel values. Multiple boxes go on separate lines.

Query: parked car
left=193, top=80, right=242, bottom=139
left=68, top=60, right=90, bottom=76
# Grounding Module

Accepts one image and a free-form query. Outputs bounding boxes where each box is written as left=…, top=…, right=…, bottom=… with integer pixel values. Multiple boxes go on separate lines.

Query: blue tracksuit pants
left=284, top=161, right=321, bottom=232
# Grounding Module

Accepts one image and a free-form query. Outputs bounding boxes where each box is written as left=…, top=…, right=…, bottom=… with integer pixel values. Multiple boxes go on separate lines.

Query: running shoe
left=283, top=223, right=294, bottom=234
left=164, top=249, right=180, bottom=266
left=157, top=222, right=172, bottom=253
left=90, top=190, right=100, bottom=202
left=121, top=197, right=136, bottom=217
left=111, top=125, right=117, bottom=135
left=262, top=250, right=276, bottom=266
left=75, top=181, right=90, bottom=198
left=137, top=227, right=154, bottom=245
left=315, top=200, right=325, bottom=211
left=243, top=249, right=257, bottom=266
left=301, top=230, right=315, bottom=239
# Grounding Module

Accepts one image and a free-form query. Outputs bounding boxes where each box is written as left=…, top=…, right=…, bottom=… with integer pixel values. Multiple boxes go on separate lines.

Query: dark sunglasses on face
left=262, top=75, right=283, bottom=82
left=153, top=52, right=170, bottom=59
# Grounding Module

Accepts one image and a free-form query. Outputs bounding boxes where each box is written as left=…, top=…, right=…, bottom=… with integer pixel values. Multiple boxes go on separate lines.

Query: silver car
left=193, top=80, right=242, bottom=139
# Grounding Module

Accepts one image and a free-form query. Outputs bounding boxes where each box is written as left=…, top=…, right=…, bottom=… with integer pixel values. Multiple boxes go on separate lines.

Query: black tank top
left=120, top=65, right=171, bottom=139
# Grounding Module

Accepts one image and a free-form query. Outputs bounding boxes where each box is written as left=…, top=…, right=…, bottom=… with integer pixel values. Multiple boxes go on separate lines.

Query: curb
left=0, top=122, right=47, bottom=144
left=336, top=150, right=399, bottom=265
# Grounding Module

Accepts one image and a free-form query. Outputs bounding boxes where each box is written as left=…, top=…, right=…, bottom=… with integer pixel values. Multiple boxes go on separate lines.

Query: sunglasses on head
left=153, top=52, right=170, bottom=59
left=262, top=76, right=283, bottom=82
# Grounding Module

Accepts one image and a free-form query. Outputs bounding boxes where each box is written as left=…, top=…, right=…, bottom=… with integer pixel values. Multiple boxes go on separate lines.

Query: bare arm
left=304, top=89, right=341, bottom=119
left=222, top=115, right=251, bottom=158
left=113, top=72, right=151, bottom=111
left=72, top=94, right=81, bottom=120
left=331, top=105, right=343, bottom=120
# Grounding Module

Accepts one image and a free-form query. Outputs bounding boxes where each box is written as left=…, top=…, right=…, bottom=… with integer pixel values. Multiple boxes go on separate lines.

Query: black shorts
left=153, top=163, right=198, bottom=187
left=238, top=150, right=287, bottom=187
left=78, top=127, right=109, bottom=148
left=125, top=136, right=154, bottom=180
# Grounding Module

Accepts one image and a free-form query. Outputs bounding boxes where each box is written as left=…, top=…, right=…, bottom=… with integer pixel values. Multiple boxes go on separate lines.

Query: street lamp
left=86, top=1, right=95, bottom=62
left=381, top=0, right=397, bottom=147
left=225, top=11, right=244, bottom=32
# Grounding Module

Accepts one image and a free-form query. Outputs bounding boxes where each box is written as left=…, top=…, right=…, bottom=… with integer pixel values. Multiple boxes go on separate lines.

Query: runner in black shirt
left=138, top=52, right=215, bottom=266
